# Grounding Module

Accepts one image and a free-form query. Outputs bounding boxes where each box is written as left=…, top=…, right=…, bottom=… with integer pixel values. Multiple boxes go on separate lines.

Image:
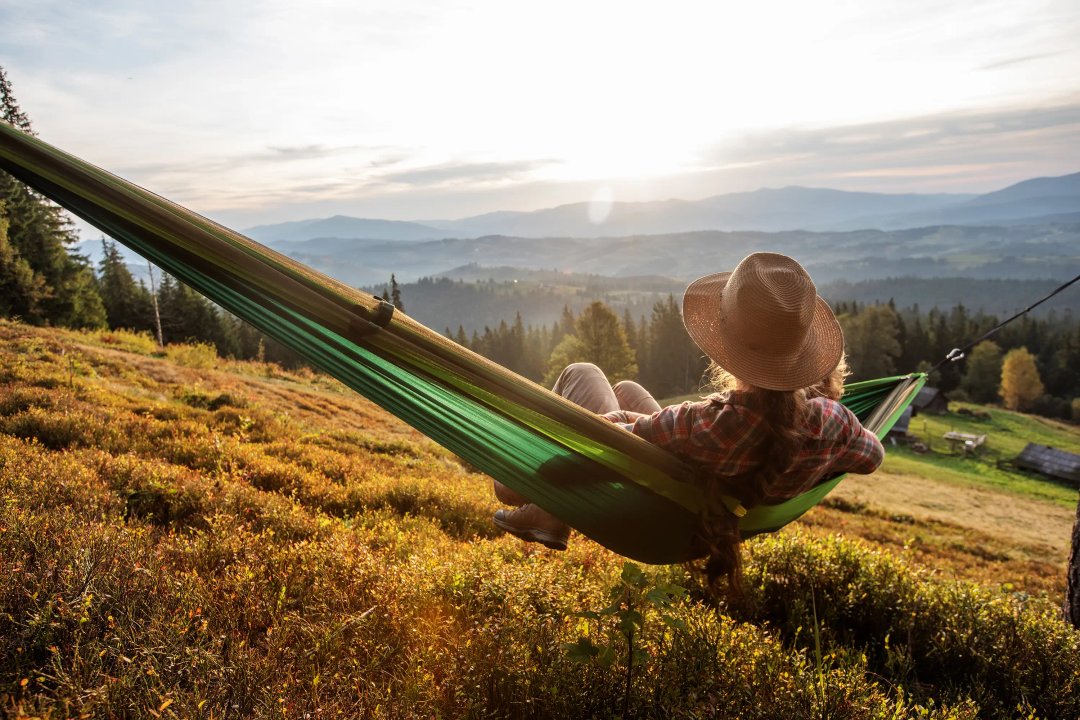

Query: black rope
left=929, top=272, right=1080, bottom=373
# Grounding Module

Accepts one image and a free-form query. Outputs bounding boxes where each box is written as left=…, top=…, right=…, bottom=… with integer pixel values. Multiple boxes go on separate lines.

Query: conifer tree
left=641, top=295, right=704, bottom=397
left=839, top=304, right=902, bottom=381
left=543, top=301, right=637, bottom=385
left=0, top=201, right=47, bottom=320
left=0, top=64, right=106, bottom=329
left=390, top=273, right=404, bottom=312
left=98, top=239, right=153, bottom=331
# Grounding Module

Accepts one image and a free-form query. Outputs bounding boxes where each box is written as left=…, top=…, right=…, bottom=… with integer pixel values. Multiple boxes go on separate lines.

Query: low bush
left=165, top=342, right=220, bottom=369
left=737, top=532, right=1080, bottom=718
left=1, top=320, right=1076, bottom=719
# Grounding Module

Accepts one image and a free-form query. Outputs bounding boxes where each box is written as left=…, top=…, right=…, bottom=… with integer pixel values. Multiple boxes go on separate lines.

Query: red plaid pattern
left=605, top=393, right=884, bottom=503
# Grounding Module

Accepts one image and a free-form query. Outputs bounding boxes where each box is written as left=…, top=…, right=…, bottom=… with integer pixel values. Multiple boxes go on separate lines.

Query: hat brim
left=682, top=271, right=844, bottom=391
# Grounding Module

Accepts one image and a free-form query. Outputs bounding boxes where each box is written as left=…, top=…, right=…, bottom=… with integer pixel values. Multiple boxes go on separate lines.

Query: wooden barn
left=912, top=387, right=949, bottom=415
left=1011, top=444, right=1080, bottom=486
left=887, top=406, right=912, bottom=440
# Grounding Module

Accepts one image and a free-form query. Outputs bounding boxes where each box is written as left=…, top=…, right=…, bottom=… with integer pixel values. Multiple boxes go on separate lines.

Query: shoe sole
left=492, top=515, right=568, bottom=551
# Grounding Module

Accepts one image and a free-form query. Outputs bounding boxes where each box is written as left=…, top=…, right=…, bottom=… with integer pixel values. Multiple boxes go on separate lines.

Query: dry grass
left=0, top=319, right=1077, bottom=719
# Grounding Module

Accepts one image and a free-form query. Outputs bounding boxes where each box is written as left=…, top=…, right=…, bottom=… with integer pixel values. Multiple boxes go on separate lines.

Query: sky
left=2, top=0, right=1079, bottom=229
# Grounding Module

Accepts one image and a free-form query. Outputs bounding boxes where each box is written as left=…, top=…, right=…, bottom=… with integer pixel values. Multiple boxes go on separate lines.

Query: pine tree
left=641, top=295, right=704, bottom=397
left=543, top=301, right=637, bottom=385
left=0, top=64, right=106, bottom=329
left=390, top=273, right=404, bottom=312
left=839, top=304, right=902, bottom=381
left=98, top=239, right=153, bottom=331
left=0, top=201, right=47, bottom=320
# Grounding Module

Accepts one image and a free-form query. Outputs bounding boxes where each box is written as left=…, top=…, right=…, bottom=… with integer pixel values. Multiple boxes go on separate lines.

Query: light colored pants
left=550, top=363, right=662, bottom=416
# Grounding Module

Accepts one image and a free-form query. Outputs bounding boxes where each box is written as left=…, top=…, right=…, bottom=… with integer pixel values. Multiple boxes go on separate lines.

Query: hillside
left=2, top=321, right=1079, bottom=718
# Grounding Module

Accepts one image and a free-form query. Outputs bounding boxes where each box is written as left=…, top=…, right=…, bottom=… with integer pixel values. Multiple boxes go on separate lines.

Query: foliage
left=564, top=563, right=687, bottom=715
left=0, top=319, right=1076, bottom=718
left=164, top=342, right=220, bottom=369
left=639, top=294, right=707, bottom=398
left=960, top=340, right=1003, bottom=404
left=1000, top=347, right=1045, bottom=412
left=0, top=205, right=48, bottom=322
left=737, top=532, right=1080, bottom=718
left=838, top=303, right=902, bottom=380
left=0, top=66, right=106, bottom=330
left=541, top=301, right=637, bottom=385
left=97, top=239, right=155, bottom=331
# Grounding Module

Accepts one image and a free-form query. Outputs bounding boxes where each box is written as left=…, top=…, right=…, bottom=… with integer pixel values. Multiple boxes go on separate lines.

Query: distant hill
left=244, top=215, right=446, bottom=243
left=240, top=171, right=1078, bottom=242
left=842, top=171, right=1080, bottom=229
left=265, top=223, right=1080, bottom=288
left=425, top=187, right=972, bottom=238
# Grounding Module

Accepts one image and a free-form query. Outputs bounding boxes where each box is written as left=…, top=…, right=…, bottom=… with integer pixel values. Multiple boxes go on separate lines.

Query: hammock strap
left=930, top=272, right=1080, bottom=372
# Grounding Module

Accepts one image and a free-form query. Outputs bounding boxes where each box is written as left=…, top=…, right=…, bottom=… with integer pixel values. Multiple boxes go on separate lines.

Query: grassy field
left=1, top=320, right=1079, bottom=718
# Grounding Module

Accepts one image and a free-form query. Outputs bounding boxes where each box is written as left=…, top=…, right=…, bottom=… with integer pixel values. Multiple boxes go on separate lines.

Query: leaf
left=661, top=614, right=688, bottom=631
left=596, top=645, right=617, bottom=669
left=631, top=647, right=650, bottom=667
left=562, top=637, right=600, bottom=663
left=621, top=562, right=648, bottom=588
left=646, top=581, right=687, bottom=606
left=618, top=610, right=644, bottom=634
left=575, top=610, right=602, bottom=620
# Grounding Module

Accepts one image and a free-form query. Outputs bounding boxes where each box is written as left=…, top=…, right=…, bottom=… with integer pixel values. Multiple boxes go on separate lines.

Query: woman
left=493, top=252, right=885, bottom=592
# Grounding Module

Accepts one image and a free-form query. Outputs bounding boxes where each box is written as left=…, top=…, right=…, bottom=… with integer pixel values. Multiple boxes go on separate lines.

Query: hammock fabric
left=0, top=123, right=926, bottom=564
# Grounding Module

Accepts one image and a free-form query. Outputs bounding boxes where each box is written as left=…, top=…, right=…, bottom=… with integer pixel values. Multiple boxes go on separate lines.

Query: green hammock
left=0, top=123, right=926, bottom=564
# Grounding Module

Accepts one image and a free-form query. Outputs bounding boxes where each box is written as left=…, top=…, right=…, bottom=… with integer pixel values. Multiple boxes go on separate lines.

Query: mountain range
left=77, top=171, right=1080, bottom=310
left=243, top=171, right=1080, bottom=243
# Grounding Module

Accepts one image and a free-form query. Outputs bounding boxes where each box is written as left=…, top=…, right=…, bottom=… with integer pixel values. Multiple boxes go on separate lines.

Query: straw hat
left=682, top=252, right=843, bottom=391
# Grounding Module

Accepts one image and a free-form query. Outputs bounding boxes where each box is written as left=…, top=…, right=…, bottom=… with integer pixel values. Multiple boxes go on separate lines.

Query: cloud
left=702, top=97, right=1080, bottom=191
left=376, top=159, right=558, bottom=188
left=978, top=52, right=1060, bottom=71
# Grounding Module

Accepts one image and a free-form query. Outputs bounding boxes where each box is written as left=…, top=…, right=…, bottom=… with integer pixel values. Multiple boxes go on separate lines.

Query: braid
left=694, top=363, right=832, bottom=598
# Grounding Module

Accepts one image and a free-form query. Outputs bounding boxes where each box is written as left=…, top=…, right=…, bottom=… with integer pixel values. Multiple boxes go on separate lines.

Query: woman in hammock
left=492, top=252, right=885, bottom=592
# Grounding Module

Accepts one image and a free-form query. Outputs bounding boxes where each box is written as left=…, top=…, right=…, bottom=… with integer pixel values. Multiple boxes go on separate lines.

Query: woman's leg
left=550, top=362, right=620, bottom=414
left=492, top=363, right=621, bottom=550
left=612, top=380, right=662, bottom=415
left=494, top=363, right=619, bottom=507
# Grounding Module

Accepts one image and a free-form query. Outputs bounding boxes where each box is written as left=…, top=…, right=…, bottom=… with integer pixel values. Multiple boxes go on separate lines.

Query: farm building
left=912, top=387, right=949, bottom=415
left=887, top=406, right=912, bottom=439
left=1011, top=444, right=1080, bottom=486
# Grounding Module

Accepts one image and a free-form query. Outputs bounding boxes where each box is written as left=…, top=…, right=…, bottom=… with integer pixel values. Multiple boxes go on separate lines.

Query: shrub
left=165, top=342, right=219, bottom=369
left=80, top=328, right=160, bottom=355
left=735, top=532, right=1080, bottom=718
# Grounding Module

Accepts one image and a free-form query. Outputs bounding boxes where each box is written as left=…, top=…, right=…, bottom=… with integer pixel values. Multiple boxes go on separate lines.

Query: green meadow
left=1, top=320, right=1079, bottom=719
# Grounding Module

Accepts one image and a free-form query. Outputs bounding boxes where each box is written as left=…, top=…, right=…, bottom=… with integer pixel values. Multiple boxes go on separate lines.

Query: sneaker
left=493, top=504, right=569, bottom=551
left=493, top=479, right=528, bottom=506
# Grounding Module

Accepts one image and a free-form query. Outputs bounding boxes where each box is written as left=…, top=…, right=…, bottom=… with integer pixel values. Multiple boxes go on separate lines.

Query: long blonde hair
left=696, top=357, right=849, bottom=597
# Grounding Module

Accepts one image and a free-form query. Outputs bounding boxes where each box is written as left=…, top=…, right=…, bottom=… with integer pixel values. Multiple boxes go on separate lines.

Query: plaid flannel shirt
left=605, top=392, right=884, bottom=503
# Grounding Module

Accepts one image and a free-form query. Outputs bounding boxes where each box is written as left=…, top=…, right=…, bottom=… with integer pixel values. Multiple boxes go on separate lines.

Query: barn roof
left=1013, top=443, right=1080, bottom=484
left=913, top=387, right=945, bottom=408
